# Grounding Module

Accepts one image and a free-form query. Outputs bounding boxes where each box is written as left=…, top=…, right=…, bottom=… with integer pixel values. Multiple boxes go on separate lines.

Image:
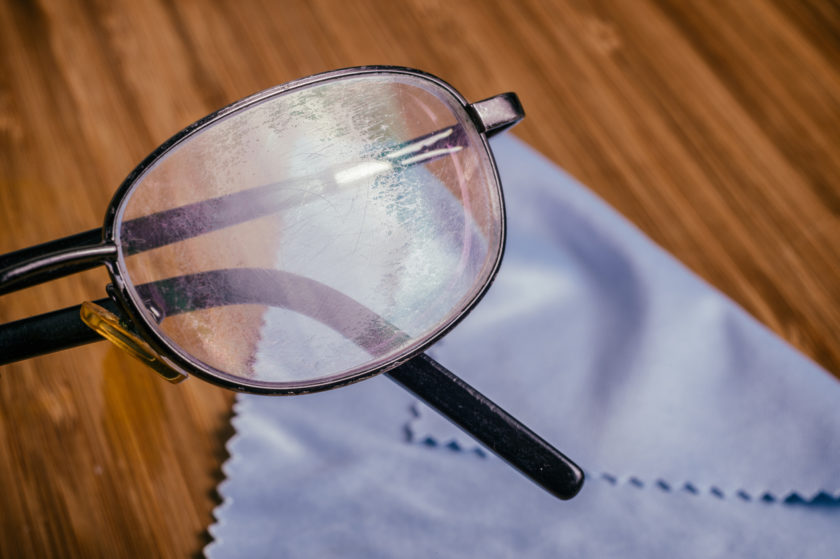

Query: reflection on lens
left=116, top=71, right=503, bottom=387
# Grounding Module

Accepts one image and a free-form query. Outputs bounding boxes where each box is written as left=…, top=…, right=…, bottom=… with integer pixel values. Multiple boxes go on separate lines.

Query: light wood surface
left=1, top=1, right=838, bottom=556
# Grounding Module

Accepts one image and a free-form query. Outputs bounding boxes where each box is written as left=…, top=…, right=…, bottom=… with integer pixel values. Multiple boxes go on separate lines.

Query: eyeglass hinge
left=467, top=92, right=525, bottom=138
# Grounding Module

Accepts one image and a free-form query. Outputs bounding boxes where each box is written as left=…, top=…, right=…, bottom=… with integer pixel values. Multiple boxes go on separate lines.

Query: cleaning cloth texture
left=206, top=135, right=840, bottom=558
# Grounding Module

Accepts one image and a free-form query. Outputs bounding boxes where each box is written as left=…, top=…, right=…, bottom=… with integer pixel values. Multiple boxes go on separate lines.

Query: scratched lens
left=114, top=72, right=503, bottom=388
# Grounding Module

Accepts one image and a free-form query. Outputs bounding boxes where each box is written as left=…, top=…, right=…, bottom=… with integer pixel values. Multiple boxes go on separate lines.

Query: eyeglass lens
left=116, top=74, right=504, bottom=385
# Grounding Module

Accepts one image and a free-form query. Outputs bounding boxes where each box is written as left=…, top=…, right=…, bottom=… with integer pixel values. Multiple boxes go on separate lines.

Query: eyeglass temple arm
left=0, top=115, right=490, bottom=296
left=388, top=355, right=583, bottom=499
left=0, top=228, right=114, bottom=297
left=0, top=265, right=583, bottom=500
left=468, top=92, right=524, bottom=138
left=0, top=92, right=523, bottom=296
left=0, top=301, right=584, bottom=500
left=0, top=300, right=582, bottom=499
left=0, top=297, right=110, bottom=363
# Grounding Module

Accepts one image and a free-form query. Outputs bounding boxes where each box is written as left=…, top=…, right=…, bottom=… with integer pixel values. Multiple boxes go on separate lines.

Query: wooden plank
left=0, top=0, right=837, bottom=555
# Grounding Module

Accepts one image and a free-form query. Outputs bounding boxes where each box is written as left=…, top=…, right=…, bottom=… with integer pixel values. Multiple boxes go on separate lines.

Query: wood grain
left=0, top=0, right=837, bottom=556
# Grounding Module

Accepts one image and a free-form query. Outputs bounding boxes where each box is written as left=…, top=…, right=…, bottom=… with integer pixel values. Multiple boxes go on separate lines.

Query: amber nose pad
left=80, top=301, right=188, bottom=384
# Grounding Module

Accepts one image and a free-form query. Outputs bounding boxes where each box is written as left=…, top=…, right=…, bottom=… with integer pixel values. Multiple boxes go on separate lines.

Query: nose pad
left=80, top=301, right=188, bottom=384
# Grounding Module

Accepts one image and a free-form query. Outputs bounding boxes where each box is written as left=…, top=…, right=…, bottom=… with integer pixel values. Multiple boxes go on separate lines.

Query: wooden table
left=1, top=1, right=837, bottom=556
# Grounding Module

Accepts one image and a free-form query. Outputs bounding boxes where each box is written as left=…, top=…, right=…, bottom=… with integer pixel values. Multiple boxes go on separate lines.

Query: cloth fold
left=206, top=136, right=839, bottom=558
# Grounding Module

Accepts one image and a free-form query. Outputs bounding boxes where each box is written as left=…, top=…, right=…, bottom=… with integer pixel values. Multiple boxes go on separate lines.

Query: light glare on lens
left=333, top=160, right=393, bottom=185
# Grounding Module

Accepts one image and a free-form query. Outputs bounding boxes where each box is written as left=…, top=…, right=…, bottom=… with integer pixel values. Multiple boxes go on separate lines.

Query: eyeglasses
left=0, top=66, right=583, bottom=499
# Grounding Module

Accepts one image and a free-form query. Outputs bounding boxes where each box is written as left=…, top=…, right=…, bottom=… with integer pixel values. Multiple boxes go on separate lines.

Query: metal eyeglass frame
left=0, top=66, right=584, bottom=500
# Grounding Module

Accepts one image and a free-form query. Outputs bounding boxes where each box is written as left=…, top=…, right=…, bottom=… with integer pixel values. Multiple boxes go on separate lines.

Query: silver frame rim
left=101, top=65, right=509, bottom=395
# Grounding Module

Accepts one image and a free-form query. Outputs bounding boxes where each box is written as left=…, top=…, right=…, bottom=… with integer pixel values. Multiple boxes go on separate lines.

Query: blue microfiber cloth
left=206, top=135, right=840, bottom=558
